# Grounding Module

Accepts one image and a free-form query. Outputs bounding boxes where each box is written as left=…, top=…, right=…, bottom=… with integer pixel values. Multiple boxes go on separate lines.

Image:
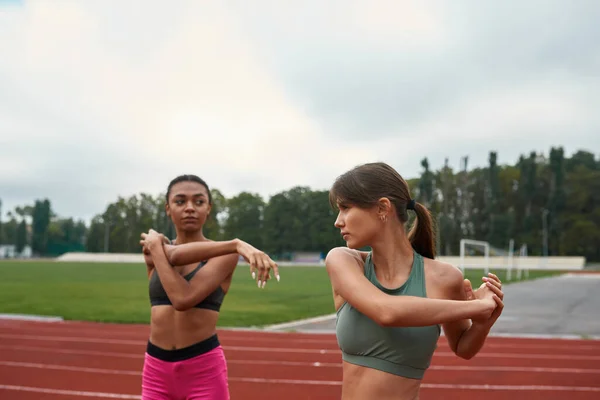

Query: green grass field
left=0, top=261, right=562, bottom=327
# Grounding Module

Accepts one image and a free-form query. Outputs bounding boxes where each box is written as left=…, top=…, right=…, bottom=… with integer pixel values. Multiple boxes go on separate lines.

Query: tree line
left=1, top=147, right=598, bottom=262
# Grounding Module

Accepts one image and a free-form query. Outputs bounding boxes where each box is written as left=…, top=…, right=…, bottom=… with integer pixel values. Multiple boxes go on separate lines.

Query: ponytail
left=407, top=201, right=436, bottom=259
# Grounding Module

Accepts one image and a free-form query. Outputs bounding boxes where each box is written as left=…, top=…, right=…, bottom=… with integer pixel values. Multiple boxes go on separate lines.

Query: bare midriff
left=341, top=362, right=421, bottom=400
left=149, top=306, right=220, bottom=350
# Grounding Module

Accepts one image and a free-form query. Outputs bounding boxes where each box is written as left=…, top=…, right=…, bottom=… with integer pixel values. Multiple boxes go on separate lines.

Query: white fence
left=440, top=256, right=586, bottom=270
left=55, top=252, right=586, bottom=271
left=56, top=252, right=145, bottom=263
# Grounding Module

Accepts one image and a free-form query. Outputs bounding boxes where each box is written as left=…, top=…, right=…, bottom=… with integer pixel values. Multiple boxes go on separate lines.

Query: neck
left=370, top=223, right=414, bottom=279
left=173, top=229, right=207, bottom=245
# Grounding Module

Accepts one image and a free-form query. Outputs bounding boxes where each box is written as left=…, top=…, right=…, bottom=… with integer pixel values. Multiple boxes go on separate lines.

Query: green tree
left=224, top=192, right=265, bottom=248
left=547, top=147, right=566, bottom=255
left=436, top=158, right=458, bottom=255
left=566, top=150, right=596, bottom=172
left=31, top=199, right=51, bottom=255
left=418, top=158, right=435, bottom=206
left=46, top=217, right=88, bottom=256
left=0, top=198, right=3, bottom=243
left=304, top=190, right=344, bottom=254
left=485, top=151, right=512, bottom=249
left=16, top=220, right=27, bottom=254
left=2, top=212, right=18, bottom=246
left=263, top=187, right=312, bottom=257
left=86, top=216, right=105, bottom=253
left=204, top=188, right=227, bottom=241
left=561, top=162, right=600, bottom=261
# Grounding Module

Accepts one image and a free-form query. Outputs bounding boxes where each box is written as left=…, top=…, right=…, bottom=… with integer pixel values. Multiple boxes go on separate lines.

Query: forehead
left=170, top=181, right=208, bottom=197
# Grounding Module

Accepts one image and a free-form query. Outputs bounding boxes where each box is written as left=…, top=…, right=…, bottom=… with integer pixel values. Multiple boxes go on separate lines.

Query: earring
left=380, top=215, right=387, bottom=223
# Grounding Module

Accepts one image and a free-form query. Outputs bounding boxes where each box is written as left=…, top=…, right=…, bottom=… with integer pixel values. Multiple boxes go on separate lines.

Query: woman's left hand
left=140, top=229, right=170, bottom=252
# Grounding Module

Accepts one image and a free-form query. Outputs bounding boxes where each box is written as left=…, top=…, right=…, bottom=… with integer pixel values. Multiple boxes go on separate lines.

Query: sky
left=0, top=0, right=598, bottom=223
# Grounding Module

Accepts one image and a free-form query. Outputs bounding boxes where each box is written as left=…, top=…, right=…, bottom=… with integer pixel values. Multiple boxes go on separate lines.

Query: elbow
left=377, top=308, right=424, bottom=328
left=455, top=347, right=476, bottom=360
left=375, top=304, right=397, bottom=327
left=377, top=313, right=393, bottom=327
left=167, top=246, right=181, bottom=266
left=457, top=351, right=475, bottom=360
left=171, top=294, right=193, bottom=312
left=172, top=300, right=192, bottom=312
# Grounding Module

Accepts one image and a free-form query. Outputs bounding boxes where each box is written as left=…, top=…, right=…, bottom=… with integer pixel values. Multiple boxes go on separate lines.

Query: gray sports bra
left=148, top=261, right=225, bottom=311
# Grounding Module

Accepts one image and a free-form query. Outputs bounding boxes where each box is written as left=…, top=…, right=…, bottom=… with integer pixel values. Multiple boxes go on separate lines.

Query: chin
left=345, top=240, right=366, bottom=250
left=181, top=224, right=202, bottom=233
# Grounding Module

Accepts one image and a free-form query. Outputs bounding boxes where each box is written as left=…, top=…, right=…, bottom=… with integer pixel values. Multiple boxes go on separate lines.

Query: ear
left=377, top=197, right=392, bottom=218
left=206, top=203, right=212, bottom=217
left=165, top=202, right=171, bottom=217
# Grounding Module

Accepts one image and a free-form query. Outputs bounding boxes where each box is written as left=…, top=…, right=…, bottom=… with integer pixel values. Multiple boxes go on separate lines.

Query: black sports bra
left=148, top=261, right=225, bottom=311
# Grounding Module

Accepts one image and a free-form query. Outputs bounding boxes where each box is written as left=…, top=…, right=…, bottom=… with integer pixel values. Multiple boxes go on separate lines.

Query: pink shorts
left=142, top=335, right=229, bottom=400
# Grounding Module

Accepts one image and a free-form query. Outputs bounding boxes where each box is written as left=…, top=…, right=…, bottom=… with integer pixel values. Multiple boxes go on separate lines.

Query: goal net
left=459, top=239, right=528, bottom=281
left=459, top=239, right=490, bottom=275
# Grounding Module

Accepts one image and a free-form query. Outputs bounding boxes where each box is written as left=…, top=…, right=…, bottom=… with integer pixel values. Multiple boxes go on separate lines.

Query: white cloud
left=0, top=0, right=597, bottom=222
left=0, top=1, right=376, bottom=220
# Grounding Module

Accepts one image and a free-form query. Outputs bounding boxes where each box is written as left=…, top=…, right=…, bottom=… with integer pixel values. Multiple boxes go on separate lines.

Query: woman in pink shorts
left=139, top=174, right=278, bottom=400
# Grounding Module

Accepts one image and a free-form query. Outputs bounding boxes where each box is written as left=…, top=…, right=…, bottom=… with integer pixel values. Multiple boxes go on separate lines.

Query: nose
left=334, top=212, right=344, bottom=228
left=184, top=200, right=195, bottom=212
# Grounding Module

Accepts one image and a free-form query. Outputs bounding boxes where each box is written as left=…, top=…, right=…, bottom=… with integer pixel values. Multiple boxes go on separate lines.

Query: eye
left=196, top=200, right=204, bottom=206
left=175, top=200, right=184, bottom=205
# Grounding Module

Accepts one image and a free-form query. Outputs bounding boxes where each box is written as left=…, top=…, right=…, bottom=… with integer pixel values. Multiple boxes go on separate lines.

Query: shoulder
left=326, top=247, right=367, bottom=268
left=424, top=257, right=464, bottom=295
left=325, top=247, right=370, bottom=282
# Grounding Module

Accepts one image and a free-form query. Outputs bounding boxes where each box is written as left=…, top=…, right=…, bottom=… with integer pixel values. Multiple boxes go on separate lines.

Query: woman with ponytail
left=326, top=162, right=504, bottom=400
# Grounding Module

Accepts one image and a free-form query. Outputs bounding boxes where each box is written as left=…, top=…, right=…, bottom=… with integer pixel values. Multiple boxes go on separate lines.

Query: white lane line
left=420, top=384, right=600, bottom=392
left=0, top=314, right=63, bottom=322
left=2, top=343, right=600, bottom=361
left=0, top=385, right=140, bottom=399
left=0, top=345, right=141, bottom=358
left=2, top=360, right=600, bottom=376
left=1, top=331, right=599, bottom=350
left=0, top=334, right=143, bottom=345
left=262, top=313, right=336, bottom=331
left=0, top=361, right=139, bottom=375
left=2, top=381, right=600, bottom=393
left=232, top=379, right=600, bottom=392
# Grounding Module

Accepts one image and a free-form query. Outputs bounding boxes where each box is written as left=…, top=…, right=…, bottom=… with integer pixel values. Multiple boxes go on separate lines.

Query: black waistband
left=146, top=334, right=220, bottom=362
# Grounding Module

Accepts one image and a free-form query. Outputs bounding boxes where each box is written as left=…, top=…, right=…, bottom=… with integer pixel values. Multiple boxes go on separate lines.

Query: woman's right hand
left=469, top=274, right=505, bottom=326
left=474, top=287, right=501, bottom=321
left=235, top=239, right=280, bottom=288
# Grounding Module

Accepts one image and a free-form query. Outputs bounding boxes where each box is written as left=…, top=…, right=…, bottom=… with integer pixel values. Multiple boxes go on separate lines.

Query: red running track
left=0, top=319, right=599, bottom=399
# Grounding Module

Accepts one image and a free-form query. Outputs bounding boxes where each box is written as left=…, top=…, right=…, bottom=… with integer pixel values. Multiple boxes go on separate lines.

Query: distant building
left=292, top=252, right=324, bottom=264
left=0, top=244, right=33, bottom=259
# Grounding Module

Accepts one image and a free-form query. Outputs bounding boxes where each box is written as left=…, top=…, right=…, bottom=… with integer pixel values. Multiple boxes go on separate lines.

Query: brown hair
left=329, top=162, right=436, bottom=259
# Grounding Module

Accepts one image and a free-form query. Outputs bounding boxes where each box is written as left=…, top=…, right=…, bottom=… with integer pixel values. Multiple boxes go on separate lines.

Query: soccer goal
left=514, top=243, right=529, bottom=280
left=459, top=239, right=490, bottom=275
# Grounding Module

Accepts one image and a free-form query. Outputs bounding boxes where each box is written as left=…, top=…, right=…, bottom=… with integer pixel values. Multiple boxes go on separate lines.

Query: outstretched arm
left=164, top=240, right=239, bottom=266
left=326, top=248, right=500, bottom=327
left=142, top=228, right=280, bottom=287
